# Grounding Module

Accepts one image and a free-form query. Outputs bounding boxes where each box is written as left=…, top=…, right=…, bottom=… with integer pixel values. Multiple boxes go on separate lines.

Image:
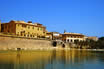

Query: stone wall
left=0, top=36, right=53, bottom=50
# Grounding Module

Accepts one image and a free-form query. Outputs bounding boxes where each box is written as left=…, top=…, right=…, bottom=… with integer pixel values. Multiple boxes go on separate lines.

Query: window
left=21, top=31, right=25, bottom=33
left=40, top=28, right=42, bottom=31
left=30, top=35, right=32, bottom=37
left=67, top=39, right=69, bottom=42
left=22, top=24, right=27, bottom=27
left=27, top=35, right=29, bottom=37
left=37, top=27, right=39, bottom=30
left=33, top=26, right=34, bottom=29
left=28, top=26, right=30, bottom=29
left=24, top=34, right=26, bottom=36
left=21, top=32, right=22, bottom=36
left=71, top=39, right=72, bottom=42
left=8, top=30, right=9, bottom=32
left=28, top=32, right=30, bottom=34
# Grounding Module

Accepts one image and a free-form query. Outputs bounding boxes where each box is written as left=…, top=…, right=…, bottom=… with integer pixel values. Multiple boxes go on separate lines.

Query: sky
left=0, top=0, right=104, bottom=37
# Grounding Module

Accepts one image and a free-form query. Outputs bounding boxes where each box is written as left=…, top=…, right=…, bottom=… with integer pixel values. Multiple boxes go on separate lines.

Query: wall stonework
left=0, top=36, right=53, bottom=50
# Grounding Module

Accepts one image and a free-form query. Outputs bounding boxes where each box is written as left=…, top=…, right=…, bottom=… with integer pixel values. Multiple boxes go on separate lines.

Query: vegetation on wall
left=74, top=37, right=104, bottom=49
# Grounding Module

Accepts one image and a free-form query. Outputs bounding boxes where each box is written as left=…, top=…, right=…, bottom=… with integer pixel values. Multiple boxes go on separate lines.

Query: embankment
left=0, top=36, right=53, bottom=50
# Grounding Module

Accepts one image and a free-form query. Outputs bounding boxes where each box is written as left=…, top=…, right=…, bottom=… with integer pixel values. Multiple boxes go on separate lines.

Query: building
left=52, top=32, right=62, bottom=40
left=46, top=32, right=52, bottom=39
left=62, top=32, right=85, bottom=43
left=87, top=36, right=98, bottom=41
left=0, top=20, right=1, bottom=32
left=1, top=20, right=46, bottom=38
left=46, top=32, right=62, bottom=40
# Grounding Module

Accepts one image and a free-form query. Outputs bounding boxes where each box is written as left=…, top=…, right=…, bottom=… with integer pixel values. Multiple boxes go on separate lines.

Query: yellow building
left=0, top=20, right=1, bottom=32
left=1, top=20, right=46, bottom=38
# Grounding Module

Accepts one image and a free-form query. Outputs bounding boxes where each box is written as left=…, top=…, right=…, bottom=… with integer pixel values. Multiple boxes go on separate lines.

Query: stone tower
left=64, top=30, right=66, bottom=33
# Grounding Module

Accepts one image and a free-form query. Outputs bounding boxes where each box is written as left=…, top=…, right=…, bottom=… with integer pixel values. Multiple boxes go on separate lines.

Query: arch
left=52, top=41, right=57, bottom=47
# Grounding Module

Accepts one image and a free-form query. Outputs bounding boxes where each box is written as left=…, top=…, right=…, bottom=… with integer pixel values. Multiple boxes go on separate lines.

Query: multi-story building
left=46, top=32, right=62, bottom=40
left=0, top=20, right=1, bottom=32
left=52, top=32, right=62, bottom=40
left=1, top=20, right=46, bottom=38
left=62, top=32, right=86, bottom=43
left=46, top=32, right=52, bottom=39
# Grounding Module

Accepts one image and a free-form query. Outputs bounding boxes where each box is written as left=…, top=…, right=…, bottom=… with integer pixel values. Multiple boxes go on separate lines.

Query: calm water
left=0, top=50, right=104, bottom=69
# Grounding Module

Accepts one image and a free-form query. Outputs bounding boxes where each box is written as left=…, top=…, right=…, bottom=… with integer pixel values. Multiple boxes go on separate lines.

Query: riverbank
left=0, top=34, right=104, bottom=51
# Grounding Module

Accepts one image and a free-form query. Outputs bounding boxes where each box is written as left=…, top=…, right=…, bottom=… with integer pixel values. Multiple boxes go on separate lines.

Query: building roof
left=10, top=20, right=25, bottom=23
left=2, top=20, right=46, bottom=28
left=63, top=32, right=85, bottom=36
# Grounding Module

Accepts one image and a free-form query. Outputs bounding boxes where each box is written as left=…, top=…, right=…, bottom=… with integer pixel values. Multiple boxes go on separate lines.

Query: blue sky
left=0, top=0, right=104, bottom=37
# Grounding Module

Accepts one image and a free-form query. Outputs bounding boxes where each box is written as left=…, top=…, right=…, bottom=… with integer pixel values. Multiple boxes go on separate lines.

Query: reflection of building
left=0, top=51, right=51, bottom=69
left=1, top=20, right=46, bottom=38
left=87, top=36, right=98, bottom=41
left=62, top=32, right=85, bottom=43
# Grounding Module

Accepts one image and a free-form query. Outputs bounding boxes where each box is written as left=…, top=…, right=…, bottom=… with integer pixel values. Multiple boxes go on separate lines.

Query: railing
left=0, top=32, right=51, bottom=41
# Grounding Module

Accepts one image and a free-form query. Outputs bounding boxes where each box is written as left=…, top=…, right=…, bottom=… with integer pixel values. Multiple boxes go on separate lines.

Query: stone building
left=87, top=36, right=98, bottom=41
left=52, top=32, right=62, bottom=40
left=46, top=32, right=52, bottom=39
left=46, top=32, right=62, bottom=40
left=62, top=32, right=86, bottom=43
left=1, top=20, right=46, bottom=38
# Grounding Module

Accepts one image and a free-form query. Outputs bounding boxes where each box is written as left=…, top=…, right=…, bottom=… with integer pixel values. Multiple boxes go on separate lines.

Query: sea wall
left=0, top=36, right=53, bottom=50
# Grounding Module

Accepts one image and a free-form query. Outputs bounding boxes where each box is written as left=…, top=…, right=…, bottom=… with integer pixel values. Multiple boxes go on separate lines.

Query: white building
left=62, top=32, right=86, bottom=43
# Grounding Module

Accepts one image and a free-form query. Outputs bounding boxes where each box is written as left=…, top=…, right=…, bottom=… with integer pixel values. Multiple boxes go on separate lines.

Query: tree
left=96, top=37, right=104, bottom=49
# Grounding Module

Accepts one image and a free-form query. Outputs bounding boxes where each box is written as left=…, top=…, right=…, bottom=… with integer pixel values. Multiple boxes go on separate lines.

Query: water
left=0, top=50, right=104, bottom=69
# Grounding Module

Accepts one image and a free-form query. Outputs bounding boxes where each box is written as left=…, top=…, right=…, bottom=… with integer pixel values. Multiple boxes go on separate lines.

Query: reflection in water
left=0, top=50, right=104, bottom=69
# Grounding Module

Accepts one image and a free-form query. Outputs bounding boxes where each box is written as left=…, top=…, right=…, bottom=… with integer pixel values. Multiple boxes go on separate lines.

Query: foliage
left=74, top=37, right=104, bottom=49
left=96, top=37, right=104, bottom=49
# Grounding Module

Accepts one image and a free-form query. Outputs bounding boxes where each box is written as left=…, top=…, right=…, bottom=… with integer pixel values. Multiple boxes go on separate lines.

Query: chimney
left=28, top=21, right=32, bottom=24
